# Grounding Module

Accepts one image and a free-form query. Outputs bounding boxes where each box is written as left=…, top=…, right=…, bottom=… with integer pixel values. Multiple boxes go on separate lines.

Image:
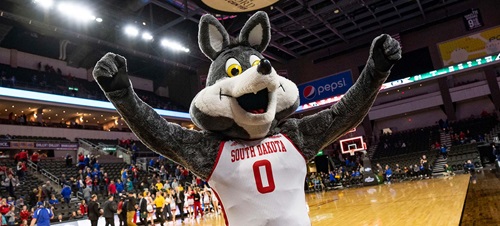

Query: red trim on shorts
left=211, top=188, right=229, bottom=226
left=206, top=141, right=226, bottom=182
left=282, top=133, right=308, bottom=163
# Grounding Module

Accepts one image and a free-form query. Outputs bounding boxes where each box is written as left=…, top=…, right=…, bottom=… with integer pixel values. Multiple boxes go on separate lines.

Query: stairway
left=432, top=156, right=447, bottom=177
left=439, top=131, right=452, bottom=147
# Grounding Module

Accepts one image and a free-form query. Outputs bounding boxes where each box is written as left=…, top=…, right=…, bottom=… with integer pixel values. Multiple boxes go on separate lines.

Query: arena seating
left=0, top=63, right=187, bottom=111
left=447, top=143, right=482, bottom=171
left=0, top=134, right=70, bottom=141
left=373, top=126, right=438, bottom=159
left=0, top=159, right=45, bottom=201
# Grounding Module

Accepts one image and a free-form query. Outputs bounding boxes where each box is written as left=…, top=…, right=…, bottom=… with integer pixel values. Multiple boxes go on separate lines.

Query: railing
left=78, top=139, right=97, bottom=155
left=116, top=146, right=131, bottom=164
left=27, top=160, right=60, bottom=186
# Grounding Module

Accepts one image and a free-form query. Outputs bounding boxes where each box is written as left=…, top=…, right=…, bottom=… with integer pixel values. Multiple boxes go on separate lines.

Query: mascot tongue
left=250, top=109, right=265, bottom=114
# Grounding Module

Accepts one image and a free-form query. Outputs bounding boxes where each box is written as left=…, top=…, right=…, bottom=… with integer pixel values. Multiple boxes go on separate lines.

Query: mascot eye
left=225, top=58, right=242, bottom=77
left=250, top=55, right=261, bottom=67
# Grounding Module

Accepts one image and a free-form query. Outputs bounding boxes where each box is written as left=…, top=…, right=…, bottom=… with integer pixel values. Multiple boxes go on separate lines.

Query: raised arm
left=93, top=53, right=221, bottom=179
left=282, top=34, right=401, bottom=160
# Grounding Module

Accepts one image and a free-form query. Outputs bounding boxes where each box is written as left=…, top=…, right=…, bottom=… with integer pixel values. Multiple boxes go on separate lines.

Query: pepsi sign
left=298, top=70, right=353, bottom=105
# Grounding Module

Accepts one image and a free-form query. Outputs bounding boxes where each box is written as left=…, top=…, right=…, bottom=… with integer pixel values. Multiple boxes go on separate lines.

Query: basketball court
left=64, top=174, right=472, bottom=226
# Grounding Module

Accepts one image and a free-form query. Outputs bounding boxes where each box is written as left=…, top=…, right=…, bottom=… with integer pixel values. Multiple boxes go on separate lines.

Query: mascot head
left=190, top=11, right=299, bottom=140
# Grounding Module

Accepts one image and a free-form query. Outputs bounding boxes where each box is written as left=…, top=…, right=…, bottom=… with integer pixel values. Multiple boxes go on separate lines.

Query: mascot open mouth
left=236, top=88, right=269, bottom=114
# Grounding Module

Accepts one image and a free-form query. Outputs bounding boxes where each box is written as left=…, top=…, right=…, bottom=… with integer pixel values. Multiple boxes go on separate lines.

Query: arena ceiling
left=0, top=0, right=470, bottom=76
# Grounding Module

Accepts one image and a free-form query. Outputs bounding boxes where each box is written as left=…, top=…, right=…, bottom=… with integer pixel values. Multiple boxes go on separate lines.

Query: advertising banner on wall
left=298, top=70, right=353, bottom=106
left=0, top=142, right=78, bottom=150
left=438, top=26, right=500, bottom=66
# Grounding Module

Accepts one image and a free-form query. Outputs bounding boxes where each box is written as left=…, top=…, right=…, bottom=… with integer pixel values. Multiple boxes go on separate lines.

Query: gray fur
left=238, top=11, right=271, bottom=53
left=93, top=11, right=401, bottom=181
left=198, top=14, right=230, bottom=61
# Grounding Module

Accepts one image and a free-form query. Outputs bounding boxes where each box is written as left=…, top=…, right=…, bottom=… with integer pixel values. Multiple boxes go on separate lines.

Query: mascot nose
left=257, top=59, right=272, bottom=75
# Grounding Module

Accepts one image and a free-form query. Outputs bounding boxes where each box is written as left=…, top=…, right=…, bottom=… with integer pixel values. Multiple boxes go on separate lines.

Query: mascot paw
left=93, top=52, right=131, bottom=92
left=369, top=34, right=402, bottom=73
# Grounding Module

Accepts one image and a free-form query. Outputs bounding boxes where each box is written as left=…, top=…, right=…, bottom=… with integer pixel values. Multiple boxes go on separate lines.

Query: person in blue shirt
left=385, top=165, right=393, bottom=184
left=440, top=145, right=448, bottom=159
left=93, top=160, right=101, bottom=171
left=48, top=195, right=59, bottom=205
left=84, top=155, right=90, bottom=167
left=116, top=179, right=124, bottom=193
left=61, top=184, right=72, bottom=207
left=464, top=160, right=475, bottom=174
left=31, top=202, right=53, bottom=226
left=121, top=169, right=128, bottom=182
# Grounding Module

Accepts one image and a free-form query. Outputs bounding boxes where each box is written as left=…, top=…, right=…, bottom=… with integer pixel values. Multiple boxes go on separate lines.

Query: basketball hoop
left=340, top=136, right=368, bottom=156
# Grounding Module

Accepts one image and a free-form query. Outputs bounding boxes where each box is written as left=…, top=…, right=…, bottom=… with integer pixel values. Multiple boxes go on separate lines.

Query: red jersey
left=80, top=204, right=87, bottom=215
left=31, top=153, right=39, bottom=162
left=20, top=210, right=30, bottom=221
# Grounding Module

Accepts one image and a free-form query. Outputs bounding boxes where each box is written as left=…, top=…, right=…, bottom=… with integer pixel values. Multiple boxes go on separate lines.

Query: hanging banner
left=463, top=8, right=483, bottom=31
left=438, top=26, right=500, bottom=66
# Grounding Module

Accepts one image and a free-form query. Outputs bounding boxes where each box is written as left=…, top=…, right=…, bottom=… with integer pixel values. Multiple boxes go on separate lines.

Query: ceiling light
left=63, top=111, right=65, bottom=113
left=56, top=114, right=58, bottom=116
left=124, top=25, right=139, bottom=37
left=11, top=105, right=14, bottom=108
left=334, top=9, right=340, bottom=14
left=57, top=2, right=96, bottom=22
left=95, top=18, right=103, bottom=23
left=160, top=39, right=190, bottom=53
left=142, top=32, right=153, bottom=41
left=34, top=0, right=54, bottom=9
left=142, top=22, right=146, bottom=26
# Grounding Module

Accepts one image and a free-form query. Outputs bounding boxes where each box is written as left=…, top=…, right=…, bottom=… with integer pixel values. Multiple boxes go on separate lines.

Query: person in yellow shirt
left=154, top=192, right=165, bottom=226
left=155, top=179, right=163, bottom=191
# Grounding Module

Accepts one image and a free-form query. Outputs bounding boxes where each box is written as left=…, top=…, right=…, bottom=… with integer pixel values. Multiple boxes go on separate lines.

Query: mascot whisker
left=93, top=11, right=401, bottom=226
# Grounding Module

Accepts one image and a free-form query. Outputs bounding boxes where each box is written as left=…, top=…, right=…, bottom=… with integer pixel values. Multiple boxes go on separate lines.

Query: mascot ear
left=239, top=11, right=271, bottom=53
left=198, top=14, right=230, bottom=61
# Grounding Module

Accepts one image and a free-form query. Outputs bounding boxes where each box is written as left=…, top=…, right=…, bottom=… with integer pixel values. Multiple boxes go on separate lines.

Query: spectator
left=88, top=194, right=100, bottom=226
left=126, top=193, right=137, bottom=226
left=79, top=200, right=87, bottom=216
left=154, top=192, right=165, bottom=226
left=116, top=180, right=124, bottom=194
left=102, top=195, right=117, bottom=226
left=65, top=153, right=73, bottom=168
left=5, top=206, right=14, bottom=226
left=440, top=145, right=448, bottom=159
left=31, top=202, right=53, bottom=226
left=138, top=193, right=148, bottom=226
left=117, top=195, right=126, bottom=226
left=48, top=195, right=59, bottom=205
left=385, top=165, right=392, bottom=184
left=464, top=160, right=475, bottom=174
left=83, top=186, right=92, bottom=204
left=3, top=175, right=18, bottom=198
left=60, top=184, right=72, bottom=207
left=20, top=205, right=30, bottom=222
left=443, top=164, right=454, bottom=177
left=31, top=152, right=40, bottom=171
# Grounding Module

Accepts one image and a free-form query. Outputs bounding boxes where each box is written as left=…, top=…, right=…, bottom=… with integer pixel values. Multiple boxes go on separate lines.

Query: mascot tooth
left=93, top=11, right=401, bottom=226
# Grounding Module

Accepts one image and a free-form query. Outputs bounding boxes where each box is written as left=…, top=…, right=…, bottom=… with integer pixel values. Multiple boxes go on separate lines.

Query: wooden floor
left=460, top=168, right=500, bottom=226
left=142, top=174, right=472, bottom=226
